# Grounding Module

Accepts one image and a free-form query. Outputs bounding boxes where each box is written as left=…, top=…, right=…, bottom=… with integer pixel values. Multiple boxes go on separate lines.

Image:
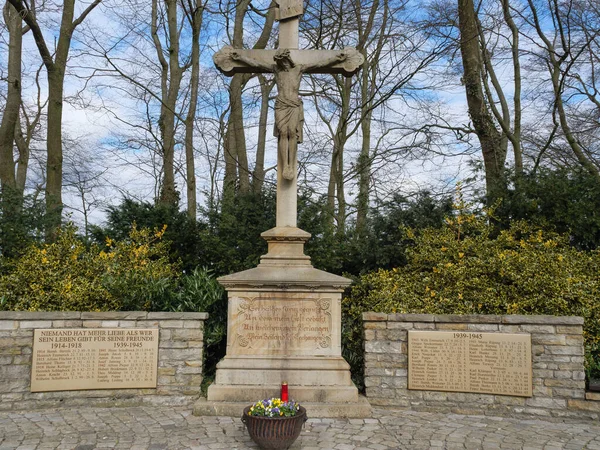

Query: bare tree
left=151, top=0, right=185, bottom=206
left=518, top=0, right=600, bottom=178
left=79, top=0, right=207, bottom=215
left=63, top=140, right=108, bottom=241
left=354, top=0, right=448, bottom=234
left=221, top=0, right=276, bottom=203
left=7, top=0, right=102, bottom=237
left=302, top=0, right=362, bottom=232
left=252, top=74, right=275, bottom=193
left=182, top=0, right=206, bottom=219
left=0, top=1, right=22, bottom=193
left=477, top=0, right=524, bottom=178
left=303, top=0, right=447, bottom=232
left=15, top=62, right=47, bottom=195
left=458, top=0, right=507, bottom=204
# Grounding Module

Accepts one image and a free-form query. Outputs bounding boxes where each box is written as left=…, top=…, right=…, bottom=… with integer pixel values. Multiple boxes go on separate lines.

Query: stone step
left=215, top=369, right=352, bottom=386
left=207, top=384, right=358, bottom=403
left=193, top=395, right=372, bottom=418
left=216, top=356, right=351, bottom=371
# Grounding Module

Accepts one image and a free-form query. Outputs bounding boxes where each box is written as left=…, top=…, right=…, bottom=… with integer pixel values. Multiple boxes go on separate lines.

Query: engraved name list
left=31, top=328, right=159, bottom=392
left=408, top=331, right=532, bottom=397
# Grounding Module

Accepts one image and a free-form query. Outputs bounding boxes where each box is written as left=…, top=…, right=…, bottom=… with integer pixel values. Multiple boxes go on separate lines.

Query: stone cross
left=214, top=0, right=364, bottom=228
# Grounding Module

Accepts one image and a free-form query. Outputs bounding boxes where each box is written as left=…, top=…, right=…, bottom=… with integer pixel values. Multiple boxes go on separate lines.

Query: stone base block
left=193, top=395, right=372, bottom=418
left=214, top=356, right=352, bottom=386
left=207, top=384, right=358, bottom=403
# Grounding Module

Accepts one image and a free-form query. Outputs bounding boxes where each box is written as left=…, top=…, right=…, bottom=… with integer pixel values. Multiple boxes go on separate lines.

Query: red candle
left=281, top=382, right=288, bottom=402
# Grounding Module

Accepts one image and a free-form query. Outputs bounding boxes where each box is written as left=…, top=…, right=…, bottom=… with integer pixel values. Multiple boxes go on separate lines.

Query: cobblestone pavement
left=1, top=406, right=600, bottom=450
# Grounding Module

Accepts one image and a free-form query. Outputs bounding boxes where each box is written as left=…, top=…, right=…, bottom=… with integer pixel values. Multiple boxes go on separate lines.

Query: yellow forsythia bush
left=0, top=224, right=177, bottom=312
left=344, top=200, right=600, bottom=383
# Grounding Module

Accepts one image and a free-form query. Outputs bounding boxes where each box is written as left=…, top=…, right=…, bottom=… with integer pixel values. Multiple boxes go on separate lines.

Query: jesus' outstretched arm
left=302, top=51, right=348, bottom=71
left=231, top=51, right=274, bottom=72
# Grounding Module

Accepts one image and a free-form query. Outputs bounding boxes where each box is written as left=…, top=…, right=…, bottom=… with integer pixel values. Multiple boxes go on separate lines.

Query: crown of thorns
left=274, top=49, right=295, bottom=67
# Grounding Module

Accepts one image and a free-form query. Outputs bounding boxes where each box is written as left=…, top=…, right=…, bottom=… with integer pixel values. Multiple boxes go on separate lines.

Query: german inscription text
left=31, top=328, right=158, bottom=392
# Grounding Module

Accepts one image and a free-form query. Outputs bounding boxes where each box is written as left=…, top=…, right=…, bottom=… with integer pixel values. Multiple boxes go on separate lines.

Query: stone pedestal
left=195, top=227, right=371, bottom=418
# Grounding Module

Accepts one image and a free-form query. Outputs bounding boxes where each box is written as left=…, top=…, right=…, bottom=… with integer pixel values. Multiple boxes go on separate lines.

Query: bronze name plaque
left=408, top=331, right=532, bottom=397
left=31, top=328, right=158, bottom=392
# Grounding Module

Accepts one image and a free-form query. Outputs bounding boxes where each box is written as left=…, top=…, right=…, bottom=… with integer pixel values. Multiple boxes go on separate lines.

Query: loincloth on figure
left=274, top=96, right=304, bottom=143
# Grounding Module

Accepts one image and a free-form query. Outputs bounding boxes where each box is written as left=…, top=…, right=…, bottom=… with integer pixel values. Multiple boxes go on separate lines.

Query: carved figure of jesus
left=231, top=48, right=347, bottom=180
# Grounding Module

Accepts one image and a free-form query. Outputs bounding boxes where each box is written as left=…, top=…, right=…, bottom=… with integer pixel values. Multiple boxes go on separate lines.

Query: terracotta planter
left=241, top=405, right=307, bottom=450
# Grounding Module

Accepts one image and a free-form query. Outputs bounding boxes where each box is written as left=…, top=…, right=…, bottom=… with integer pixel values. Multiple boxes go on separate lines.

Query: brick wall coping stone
left=0, top=311, right=209, bottom=320
left=362, top=312, right=583, bottom=325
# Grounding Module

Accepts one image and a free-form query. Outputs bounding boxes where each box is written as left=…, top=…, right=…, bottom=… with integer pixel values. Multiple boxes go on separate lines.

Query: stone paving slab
left=1, top=406, right=600, bottom=449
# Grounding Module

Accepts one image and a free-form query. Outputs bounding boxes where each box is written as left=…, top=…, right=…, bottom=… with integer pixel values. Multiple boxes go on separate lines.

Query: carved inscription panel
left=229, top=297, right=334, bottom=356
left=31, top=328, right=158, bottom=392
left=276, top=0, right=303, bottom=20
left=408, top=331, right=532, bottom=397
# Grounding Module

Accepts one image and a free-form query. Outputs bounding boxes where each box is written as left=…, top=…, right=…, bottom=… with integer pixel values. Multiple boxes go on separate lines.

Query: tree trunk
left=356, top=115, right=372, bottom=236
left=328, top=77, right=351, bottom=233
left=223, top=121, right=238, bottom=205
left=356, top=52, right=373, bottom=237
left=223, top=0, right=252, bottom=196
left=45, top=0, right=76, bottom=235
left=222, top=0, right=275, bottom=199
left=327, top=153, right=336, bottom=215
left=225, top=75, right=247, bottom=196
left=252, top=75, right=272, bottom=193
left=233, top=80, right=250, bottom=194
left=45, top=68, right=66, bottom=230
left=14, top=116, right=29, bottom=195
left=184, top=1, right=203, bottom=219
left=500, top=0, right=523, bottom=178
left=551, top=63, right=600, bottom=178
left=0, top=1, right=21, bottom=193
left=336, top=131, right=346, bottom=232
left=458, top=0, right=507, bottom=204
left=158, top=0, right=184, bottom=206
left=15, top=71, right=45, bottom=197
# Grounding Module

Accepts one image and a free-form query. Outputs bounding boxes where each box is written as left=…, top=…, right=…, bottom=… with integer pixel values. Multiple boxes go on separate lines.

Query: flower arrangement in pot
left=241, top=397, right=307, bottom=450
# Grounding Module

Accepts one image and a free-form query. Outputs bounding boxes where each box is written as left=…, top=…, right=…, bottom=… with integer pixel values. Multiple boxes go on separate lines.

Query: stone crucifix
left=214, top=0, right=364, bottom=228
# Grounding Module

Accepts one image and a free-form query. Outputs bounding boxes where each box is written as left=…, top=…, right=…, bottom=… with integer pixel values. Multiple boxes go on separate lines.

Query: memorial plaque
left=408, top=331, right=532, bottom=397
left=229, top=297, right=333, bottom=356
left=31, top=328, right=158, bottom=392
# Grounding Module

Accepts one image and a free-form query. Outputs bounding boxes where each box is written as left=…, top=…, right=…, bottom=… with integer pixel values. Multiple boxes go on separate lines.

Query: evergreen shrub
left=0, top=224, right=176, bottom=312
